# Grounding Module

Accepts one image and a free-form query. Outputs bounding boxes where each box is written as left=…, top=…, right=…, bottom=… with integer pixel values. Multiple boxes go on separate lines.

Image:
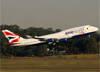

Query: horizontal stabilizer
left=26, top=35, right=32, bottom=38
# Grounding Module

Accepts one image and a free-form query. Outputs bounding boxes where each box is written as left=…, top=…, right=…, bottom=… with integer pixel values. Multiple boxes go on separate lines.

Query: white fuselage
left=35, top=25, right=98, bottom=40
left=11, top=38, right=45, bottom=46
left=11, top=25, right=98, bottom=46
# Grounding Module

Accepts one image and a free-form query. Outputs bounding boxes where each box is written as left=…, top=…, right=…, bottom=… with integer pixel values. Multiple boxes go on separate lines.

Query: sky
left=1, top=0, right=99, bottom=30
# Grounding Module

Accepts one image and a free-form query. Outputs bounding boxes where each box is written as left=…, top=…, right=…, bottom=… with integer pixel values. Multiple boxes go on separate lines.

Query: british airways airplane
left=2, top=25, right=98, bottom=46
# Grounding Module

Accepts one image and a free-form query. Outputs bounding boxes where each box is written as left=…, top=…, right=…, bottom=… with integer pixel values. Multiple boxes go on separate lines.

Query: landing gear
left=47, top=42, right=58, bottom=55
left=88, top=35, right=90, bottom=39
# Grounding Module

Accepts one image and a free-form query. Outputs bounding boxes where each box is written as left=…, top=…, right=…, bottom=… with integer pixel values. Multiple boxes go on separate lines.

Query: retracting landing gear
left=47, top=42, right=58, bottom=55
left=88, top=35, right=90, bottom=39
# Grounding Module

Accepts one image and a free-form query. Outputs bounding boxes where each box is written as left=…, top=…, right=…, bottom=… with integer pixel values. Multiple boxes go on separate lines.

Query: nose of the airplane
left=90, top=26, right=98, bottom=31
left=95, top=27, right=98, bottom=31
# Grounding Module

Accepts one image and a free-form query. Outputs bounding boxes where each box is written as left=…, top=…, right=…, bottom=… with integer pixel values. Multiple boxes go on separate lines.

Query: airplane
left=2, top=25, right=98, bottom=46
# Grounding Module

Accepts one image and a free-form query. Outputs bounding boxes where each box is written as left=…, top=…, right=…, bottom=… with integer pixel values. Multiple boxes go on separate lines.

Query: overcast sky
left=1, top=0, right=99, bottom=30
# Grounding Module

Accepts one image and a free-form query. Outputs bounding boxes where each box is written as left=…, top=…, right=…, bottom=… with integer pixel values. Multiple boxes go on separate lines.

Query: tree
left=55, top=29, right=61, bottom=32
left=85, top=39, right=98, bottom=54
left=34, top=45, right=47, bottom=57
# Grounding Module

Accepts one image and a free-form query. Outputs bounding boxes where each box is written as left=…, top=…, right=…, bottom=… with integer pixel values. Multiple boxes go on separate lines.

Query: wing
left=26, top=35, right=32, bottom=38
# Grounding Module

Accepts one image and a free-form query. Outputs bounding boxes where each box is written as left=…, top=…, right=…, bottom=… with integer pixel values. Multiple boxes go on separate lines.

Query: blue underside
left=28, top=32, right=95, bottom=46
left=60, top=38, right=67, bottom=42
left=69, top=32, right=95, bottom=39
left=28, top=42, right=46, bottom=46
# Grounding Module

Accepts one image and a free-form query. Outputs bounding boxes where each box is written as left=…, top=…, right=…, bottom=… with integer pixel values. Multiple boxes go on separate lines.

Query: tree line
left=0, top=25, right=100, bottom=57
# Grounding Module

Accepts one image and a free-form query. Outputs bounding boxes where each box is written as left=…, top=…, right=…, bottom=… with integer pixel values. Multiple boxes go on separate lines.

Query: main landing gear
left=47, top=42, right=58, bottom=55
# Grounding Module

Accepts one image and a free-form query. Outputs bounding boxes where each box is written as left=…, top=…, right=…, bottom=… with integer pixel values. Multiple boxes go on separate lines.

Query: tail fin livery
left=2, top=30, right=24, bottom=46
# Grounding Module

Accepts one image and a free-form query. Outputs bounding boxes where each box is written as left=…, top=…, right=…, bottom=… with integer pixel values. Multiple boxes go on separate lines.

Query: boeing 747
left=2, top=25, right=98, bottom=46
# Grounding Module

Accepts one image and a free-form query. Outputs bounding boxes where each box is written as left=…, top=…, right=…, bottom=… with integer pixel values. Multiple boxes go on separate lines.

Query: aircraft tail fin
left=2, top=30, right=24, bottom=45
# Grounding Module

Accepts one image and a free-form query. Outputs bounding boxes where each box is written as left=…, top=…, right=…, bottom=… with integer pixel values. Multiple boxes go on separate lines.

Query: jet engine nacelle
left=59, top=38, right=67, bottom=42
left=46, top=38, right=54, bottom=42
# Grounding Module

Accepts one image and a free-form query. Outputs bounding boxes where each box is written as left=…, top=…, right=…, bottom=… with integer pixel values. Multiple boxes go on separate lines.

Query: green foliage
left=34, top=45, right=47, bottom=57
left=85, top=39, right=98, bottom=54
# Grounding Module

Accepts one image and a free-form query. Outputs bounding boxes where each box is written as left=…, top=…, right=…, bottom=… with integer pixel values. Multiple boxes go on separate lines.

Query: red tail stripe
left=4, top=32, right=17, bottom=36
left=10, top=36, right=20, bottom=44
left=8, top=43, right=10, bottom=46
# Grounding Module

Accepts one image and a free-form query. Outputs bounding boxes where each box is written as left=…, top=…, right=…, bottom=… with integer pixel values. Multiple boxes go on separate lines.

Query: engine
left=46, top=38, right=54, bottom=42
left=59, top=38, right=67, bottom=42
